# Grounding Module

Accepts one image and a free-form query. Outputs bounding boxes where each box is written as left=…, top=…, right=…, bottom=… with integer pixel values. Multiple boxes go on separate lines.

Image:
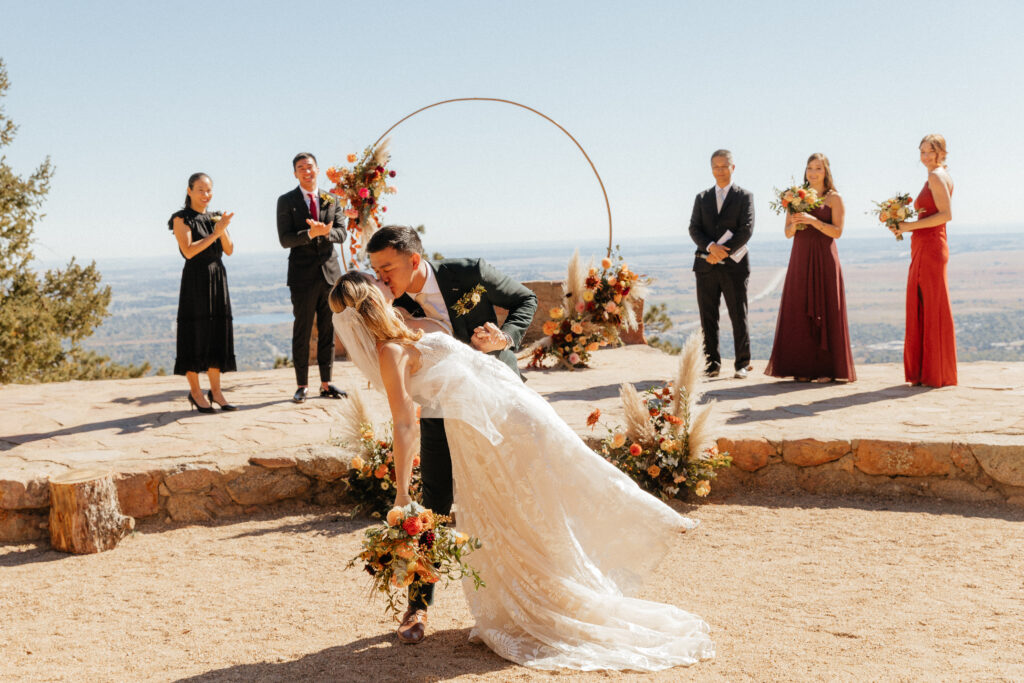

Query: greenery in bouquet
left=592, top=331, right=731, bottom=499
left=768, top=181, right=825, bottom=231
left=869, top=193, right=918, bottom=241
left=528, top=248, right=648, bottom=370
left=331, top=391, right=420, bottom=518
left=326, top=137, right=398, bottom=269
left=349, top=501, right=484, bottom=617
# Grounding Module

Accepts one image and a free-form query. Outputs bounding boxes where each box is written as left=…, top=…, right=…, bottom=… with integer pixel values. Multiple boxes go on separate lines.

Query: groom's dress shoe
left=320, top=384, right=347, bottom=399
left=397, top=608, right=428, bottom=644
left=293, top=387, right=307, bottom=404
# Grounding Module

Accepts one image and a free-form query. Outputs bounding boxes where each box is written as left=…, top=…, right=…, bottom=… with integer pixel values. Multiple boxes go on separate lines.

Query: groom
left=688, top=148, right=754, bottom=379
left=366, top=225, right=537, bottom=644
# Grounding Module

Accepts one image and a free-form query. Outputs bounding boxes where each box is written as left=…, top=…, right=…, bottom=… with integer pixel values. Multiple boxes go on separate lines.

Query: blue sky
left=2, top=0, right=1022, bottom=263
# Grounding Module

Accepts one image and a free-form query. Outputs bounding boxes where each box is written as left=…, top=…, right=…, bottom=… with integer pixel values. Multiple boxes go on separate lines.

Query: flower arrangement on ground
left=528, top=248, right=647, bottom=370
left=326, top=138, right=398, bottom=269
left=869, top=193, right=918, bottom=241
left=592, top=330, right=731, bottom=499
left=350, top=501, right=483, bottom=617
left=332, top=390, right=420, bottom=518
left=769, top=181, right=825, bottom=231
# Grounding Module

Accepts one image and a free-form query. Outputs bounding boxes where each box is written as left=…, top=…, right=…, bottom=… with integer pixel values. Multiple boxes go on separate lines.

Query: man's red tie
left=308, top=193, right=318, bottom=221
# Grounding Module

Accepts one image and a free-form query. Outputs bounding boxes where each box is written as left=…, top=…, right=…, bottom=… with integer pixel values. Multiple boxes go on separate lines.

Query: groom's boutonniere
left=451, top=285, right=486, bottom=316
left=319, top=191, right=334, bottom=205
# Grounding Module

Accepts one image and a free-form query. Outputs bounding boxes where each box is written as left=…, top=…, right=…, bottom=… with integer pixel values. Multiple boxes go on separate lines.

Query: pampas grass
left=619, top=382, right=656, bottom=443
left=335, top=389, right=374, bottom=447
left=564, top=249, right=590, bottom=314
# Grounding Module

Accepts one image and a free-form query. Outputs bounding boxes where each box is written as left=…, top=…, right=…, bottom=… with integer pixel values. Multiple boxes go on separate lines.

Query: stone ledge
left=710, top=438, right=1024, bottom=507
left=4, top=436, right=1021, bottom=545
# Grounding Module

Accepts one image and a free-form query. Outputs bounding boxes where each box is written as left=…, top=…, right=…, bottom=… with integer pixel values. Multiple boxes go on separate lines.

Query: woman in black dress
left=168, top=173, right=237, bottom=412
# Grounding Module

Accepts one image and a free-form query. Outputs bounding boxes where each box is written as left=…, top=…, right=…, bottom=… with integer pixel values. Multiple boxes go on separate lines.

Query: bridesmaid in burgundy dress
left=766, top=153, right=856, bottom=382
left=892, top=134, right=957, bottom=387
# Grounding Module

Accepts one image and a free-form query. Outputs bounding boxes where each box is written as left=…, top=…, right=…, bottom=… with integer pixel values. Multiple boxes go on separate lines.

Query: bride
left=330, top=271, right=715, bottom=672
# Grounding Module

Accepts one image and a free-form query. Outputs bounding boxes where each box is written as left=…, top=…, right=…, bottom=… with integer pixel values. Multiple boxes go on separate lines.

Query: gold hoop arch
left=373, top=97, right=613, bottom=257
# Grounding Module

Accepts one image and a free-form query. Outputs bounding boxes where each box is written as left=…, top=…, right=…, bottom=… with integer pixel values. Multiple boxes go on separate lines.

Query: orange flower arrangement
left=327, top=138, right=398, bottom=269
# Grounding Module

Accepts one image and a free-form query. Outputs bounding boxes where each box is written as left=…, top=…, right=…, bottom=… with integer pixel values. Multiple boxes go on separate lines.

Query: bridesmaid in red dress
left=766, top=153, right=856, bottom=382
left=893, top=134, right=957, bottom=387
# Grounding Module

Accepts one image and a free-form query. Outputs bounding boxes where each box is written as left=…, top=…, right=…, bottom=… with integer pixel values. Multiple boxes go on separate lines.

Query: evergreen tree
left=0, top=58, right=148, bottom=383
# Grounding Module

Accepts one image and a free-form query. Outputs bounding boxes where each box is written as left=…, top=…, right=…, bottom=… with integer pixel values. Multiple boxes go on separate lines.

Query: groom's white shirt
left=408, top=265, right=452, bottom=419
left=408, top=264, right=453, bottom=329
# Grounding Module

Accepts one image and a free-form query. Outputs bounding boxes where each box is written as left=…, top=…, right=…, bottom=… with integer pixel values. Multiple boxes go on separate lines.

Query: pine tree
left=0, top=58, right=148, bottom=383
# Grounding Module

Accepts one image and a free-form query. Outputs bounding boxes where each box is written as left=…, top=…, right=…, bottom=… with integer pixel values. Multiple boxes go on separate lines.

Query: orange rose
left=629, top=443, right=642, bottom=456
left=386, top=507, right=404, bottom=527
left=647, top=464, right=661, bottom=478
left=374, top=464, right=388, bottom=479
left=601, top=257, right=612, bottom=269
left=611, top=432, right=626, bottom=448
left=571, top=322, right=583, bottom=335
left=586, top=342, right=599, bottom=352
left=549, top=307, right=565, bottom=320
left=347, top=153, right=357, bottom=163
left=542, top=320, right=558, bottom=336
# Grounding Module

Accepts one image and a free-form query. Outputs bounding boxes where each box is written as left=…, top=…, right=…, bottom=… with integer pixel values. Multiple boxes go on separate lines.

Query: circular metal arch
left=373, top=97, right=613, bottom=256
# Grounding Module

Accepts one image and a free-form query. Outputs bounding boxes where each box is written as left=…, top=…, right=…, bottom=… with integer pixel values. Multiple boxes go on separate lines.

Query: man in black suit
left=366, top=225, right=537, bottom=645
left=276, top=152, right=349, bottom=403
left=688, top=149, right=754, bottom=379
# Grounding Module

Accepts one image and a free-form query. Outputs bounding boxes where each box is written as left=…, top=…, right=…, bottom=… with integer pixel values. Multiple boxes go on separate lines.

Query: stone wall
left=709, top=438, right=1024, bottom=506
left=0, top=446, right=353, bottom=544
left=5, top=437, right=1021, bottom=546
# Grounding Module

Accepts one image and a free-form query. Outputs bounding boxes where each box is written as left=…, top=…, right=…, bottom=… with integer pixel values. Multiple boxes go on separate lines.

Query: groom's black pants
left=409, top=417, right=453, bottom=611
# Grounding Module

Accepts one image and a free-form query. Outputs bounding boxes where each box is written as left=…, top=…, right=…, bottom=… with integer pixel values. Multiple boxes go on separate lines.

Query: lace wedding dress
left=335, top=310, right=715, bottom=671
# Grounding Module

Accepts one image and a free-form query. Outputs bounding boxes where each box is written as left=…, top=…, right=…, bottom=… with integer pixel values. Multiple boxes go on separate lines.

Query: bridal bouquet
left=333, top=391, right=420, bottom=518
left=350, top=501, right=483, bottom=617
left=593, top=331, right=731, bottom=500
left=326, top=138, right=398, bottom=269
left=768, top=182, right=825, bottom=231
left=869, top=193, right=917, bottom=241
left=528, top=249, right=647, bottom=370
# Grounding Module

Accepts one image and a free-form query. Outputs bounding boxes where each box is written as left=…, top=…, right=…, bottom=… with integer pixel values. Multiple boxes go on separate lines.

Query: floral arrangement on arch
left=527, top=248, right=647, bottom=370
left=590, top=330, right=731, bottom=500
left=768, top=181, right=825, bottom=231
left=332, top=390, right=420, bottom=518
left=350, top=501, right=484, bottom=618
left=869, top=193, right=918, bottom=241
left=327, top=138, right=398, bottom=269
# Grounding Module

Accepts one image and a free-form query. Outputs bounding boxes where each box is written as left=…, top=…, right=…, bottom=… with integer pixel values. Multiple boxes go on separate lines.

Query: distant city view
left=78, top=231, right=1024, bottom=374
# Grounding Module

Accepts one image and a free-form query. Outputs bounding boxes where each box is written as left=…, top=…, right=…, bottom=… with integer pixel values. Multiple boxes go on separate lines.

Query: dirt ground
left=2, top=493, right=1022, bottom=682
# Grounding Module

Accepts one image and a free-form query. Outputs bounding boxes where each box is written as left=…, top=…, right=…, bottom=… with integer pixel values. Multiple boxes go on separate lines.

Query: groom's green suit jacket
left=395, top=258, right=538, bottom=377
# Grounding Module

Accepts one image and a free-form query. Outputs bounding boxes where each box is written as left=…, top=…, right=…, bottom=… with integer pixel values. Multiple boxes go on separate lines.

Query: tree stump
left=48, top=469, right=135, bottom=554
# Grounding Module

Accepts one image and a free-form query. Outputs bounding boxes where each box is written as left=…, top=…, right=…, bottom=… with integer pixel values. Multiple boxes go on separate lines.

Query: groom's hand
left=472, top=322, right=510, bottom=353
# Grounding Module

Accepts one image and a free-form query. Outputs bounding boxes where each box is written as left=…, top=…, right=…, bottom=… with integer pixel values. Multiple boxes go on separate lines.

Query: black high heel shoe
left=187, top=393, right=216, bottom=414
left=208, top=390, right=238, bottom=412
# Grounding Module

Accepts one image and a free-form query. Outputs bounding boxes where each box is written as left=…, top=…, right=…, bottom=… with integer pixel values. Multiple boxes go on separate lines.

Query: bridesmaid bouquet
left=326, top=138, right=398, bottom=268
left=869, top=193, right=918, bottom=241
left=768, top=182, right=825, bottom=231
left=350, top=502, right=484, bottom=617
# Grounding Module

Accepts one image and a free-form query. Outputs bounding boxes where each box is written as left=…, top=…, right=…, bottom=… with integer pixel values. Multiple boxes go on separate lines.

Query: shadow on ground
left=175, top=628, right=513, bottom=682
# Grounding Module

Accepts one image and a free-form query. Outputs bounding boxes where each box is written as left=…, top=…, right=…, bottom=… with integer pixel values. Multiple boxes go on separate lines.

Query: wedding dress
left=334, top=309, right=715, bottom=671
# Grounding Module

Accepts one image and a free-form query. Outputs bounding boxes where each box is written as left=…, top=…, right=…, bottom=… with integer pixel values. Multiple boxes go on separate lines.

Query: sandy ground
left=2, top=493, right=1023, bottom=683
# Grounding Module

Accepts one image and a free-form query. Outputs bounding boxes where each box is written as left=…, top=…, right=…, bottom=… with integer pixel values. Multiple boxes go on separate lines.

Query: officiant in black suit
left=366, top=225, right=537, bottom=644
left=276, top=152, right=349, bottom=403
left=688, top=149, right=754, bottom=379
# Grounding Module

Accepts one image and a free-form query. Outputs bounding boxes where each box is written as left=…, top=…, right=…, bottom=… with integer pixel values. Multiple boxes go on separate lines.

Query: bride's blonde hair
left=329, top=272, right=423, bottom=345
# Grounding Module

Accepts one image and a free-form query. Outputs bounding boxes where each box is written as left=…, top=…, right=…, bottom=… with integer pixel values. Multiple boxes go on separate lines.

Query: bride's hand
left=393, top=491, right=412, bottom=508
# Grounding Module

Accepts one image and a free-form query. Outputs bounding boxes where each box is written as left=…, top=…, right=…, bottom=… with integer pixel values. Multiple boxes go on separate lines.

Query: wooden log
left=48, top=469, right=135, bottom=554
